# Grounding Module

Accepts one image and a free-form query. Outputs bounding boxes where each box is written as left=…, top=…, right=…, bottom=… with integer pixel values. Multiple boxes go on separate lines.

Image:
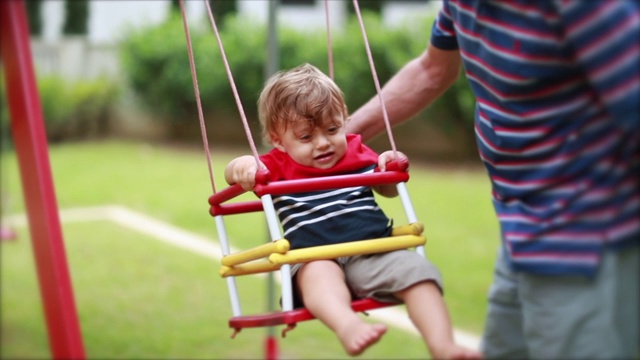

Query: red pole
left=0, top=1, right=86, bottom=358
left=265, top=334, right=279, bottom=360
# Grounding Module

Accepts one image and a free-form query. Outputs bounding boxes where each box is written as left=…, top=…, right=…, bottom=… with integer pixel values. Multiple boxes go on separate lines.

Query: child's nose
left=314, top=135, right=330, bottom=148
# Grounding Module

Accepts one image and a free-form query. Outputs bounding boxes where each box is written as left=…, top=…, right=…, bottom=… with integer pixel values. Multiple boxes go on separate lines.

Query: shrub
left=120, top=15, right=215, bottom=124
left=119, top=11, right=477, bottom=152
left=0, top=74, right=120, bottom=146
left=0, top=73, right=10, bottom=150
left=67, top=77, right=120, bottom=138
left=37, top=76, right=76, bottom=141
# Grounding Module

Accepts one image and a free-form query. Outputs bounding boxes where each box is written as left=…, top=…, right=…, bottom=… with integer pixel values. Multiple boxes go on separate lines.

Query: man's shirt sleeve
left=430, top=1, right=459, bottom=51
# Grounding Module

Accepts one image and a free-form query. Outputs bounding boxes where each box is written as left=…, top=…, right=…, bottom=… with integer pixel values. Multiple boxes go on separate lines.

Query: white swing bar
left=396, top=182, right=425, bottom=257
left=214, top=215, right=242, bottom=317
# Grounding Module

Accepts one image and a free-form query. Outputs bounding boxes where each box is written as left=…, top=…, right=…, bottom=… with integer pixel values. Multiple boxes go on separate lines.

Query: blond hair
left=257, top=63, right=349, bottom=146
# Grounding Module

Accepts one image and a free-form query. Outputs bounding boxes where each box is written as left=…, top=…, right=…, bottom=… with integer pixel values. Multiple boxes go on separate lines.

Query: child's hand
left=377, top=150, right=408, bottom=172
left=224, top=155, right=265, bottom=191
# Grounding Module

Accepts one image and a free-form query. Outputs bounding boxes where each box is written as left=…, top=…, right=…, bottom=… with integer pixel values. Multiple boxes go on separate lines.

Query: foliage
left=0, top=75, right=120, bottom=145
left=26, top=0, right=43, bottom=36
left=170, top=0, right=238, bottom=27
left=336, top=12, right=430, bottom=113
left=170, top=0, right=180, bottom=13
left=208, top=0, right=238, bottom=27
left=0, top=72, right=10, bottom=150
left=347, top=0, right=384, bottom=15
left=120, top=14, right=192, bottom=122
left=119, top=11, right=476, bottom=145
left=62, top=0, right=89, bottom=35
left=119, top=13, right=265, bottom=140
left=37, top=76, right=74, bottom=140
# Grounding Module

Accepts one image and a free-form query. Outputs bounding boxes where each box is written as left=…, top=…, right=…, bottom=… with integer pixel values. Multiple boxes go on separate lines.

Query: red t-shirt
left=259, top=134, right=379, bottom=181
left=258, top=133, right=391, bottom=250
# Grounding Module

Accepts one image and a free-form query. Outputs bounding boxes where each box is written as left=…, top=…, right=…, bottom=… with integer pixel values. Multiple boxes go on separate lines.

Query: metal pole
left=264, top=1, right=280, bottom=359
left=0, top=0, right=85, bottom=358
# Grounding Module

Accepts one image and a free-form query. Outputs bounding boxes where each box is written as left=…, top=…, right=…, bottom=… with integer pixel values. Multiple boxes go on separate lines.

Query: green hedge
left=0, top=74, right=120, bottom=147
left=120, top=12, right=475, bottom=147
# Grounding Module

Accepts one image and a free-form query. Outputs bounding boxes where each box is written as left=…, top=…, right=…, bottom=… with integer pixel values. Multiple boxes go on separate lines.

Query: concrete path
left=3, top=205, right=481, bottom=350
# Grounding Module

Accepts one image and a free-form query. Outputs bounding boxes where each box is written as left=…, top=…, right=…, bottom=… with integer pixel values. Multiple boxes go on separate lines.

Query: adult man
left=347, top=1, right=639, bottom=358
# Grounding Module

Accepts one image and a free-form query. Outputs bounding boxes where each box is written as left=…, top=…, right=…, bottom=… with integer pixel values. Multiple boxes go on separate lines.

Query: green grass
left=0, top=140, right=500, bottom=359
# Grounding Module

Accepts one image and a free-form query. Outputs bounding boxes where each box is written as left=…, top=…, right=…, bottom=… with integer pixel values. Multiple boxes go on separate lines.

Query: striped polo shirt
left=260, top=134, right=392, bottom=250
left=431, top=0, right=640, bottom=276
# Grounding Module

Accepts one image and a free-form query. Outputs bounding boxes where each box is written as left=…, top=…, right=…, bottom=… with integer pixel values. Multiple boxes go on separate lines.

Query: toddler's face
left=272, top=116, right=347, bottom=169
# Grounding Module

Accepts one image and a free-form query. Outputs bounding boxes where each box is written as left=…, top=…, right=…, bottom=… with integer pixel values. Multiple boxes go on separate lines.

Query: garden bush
left=38, top=76, right=120, bottom=142
left=119, top=11, right=477, bottom=155
left=0, top=73, right=120, bottom=145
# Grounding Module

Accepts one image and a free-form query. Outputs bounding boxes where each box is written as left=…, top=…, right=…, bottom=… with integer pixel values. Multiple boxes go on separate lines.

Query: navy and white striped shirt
left=432, top=0, right=640, bottom=276
left=273, top=165, right=392, bottom=250
left=260, top=135, right=393, bottom=250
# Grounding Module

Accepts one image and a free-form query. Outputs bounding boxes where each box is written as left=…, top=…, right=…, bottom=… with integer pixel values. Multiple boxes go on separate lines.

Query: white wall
left=41, top=0, right=65, bottom=43
left=40, top=0, right=206, bottom=44
left=383, top=1, right=440, bottom=28
left=40, top=0, right=439, bottom=44
left=89, top=0, right=170, bottom=44
left=32, top=0, right=439, bottom=80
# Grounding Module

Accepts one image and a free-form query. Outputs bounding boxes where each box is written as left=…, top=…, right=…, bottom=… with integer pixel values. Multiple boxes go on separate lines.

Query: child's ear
left=271, top=135, right=285, bottom=152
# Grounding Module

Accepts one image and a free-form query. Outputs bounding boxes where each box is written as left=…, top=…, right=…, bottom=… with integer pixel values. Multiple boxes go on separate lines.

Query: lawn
left=0, top=140, right=500, bottom=359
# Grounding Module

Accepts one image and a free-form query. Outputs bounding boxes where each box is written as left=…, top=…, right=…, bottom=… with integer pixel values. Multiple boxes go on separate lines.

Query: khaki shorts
left=290, top=249, right=442, bottom=308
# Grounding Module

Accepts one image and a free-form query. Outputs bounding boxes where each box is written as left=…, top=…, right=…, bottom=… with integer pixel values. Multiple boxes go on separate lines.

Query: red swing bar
left=229, top=298, right=394, bottom=338
left=209, top=160, right=409, bottom=216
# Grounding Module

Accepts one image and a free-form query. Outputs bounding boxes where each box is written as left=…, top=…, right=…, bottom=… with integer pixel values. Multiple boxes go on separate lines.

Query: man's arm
left=347, top=45, right=462, bottom=142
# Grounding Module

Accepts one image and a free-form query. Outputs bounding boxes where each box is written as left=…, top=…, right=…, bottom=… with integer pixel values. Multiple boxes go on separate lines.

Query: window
left=280, top=0, right=316, bottom=6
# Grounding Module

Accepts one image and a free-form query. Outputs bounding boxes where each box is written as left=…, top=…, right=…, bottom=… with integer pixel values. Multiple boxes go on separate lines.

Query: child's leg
left=296, top=260, right=387, bottom=356
left=395, top=281, right=482, bottom=359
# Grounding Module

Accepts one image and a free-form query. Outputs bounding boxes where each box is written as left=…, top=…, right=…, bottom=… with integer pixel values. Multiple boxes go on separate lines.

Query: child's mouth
left=315, top=152, right=334, bottom=163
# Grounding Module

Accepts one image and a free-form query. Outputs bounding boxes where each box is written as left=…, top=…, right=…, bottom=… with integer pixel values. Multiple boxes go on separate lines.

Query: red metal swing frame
left=0, top=1, right=85, bottom=358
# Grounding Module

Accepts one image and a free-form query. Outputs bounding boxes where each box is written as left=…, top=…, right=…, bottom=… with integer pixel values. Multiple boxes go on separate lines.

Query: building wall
left=32, top=0, right=439, bottom=80
left=41, top=0, right=199, bottom=44
left=40, top=0, right=439, bottom=44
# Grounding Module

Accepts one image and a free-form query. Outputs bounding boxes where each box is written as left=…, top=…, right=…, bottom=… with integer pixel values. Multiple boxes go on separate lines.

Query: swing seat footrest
left=229, top=298, right=395, bottom=336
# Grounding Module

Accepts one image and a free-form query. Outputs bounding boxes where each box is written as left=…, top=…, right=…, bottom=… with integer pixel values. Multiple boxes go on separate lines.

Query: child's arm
left=224, top=155, right=265, bottom=191
left=373, top=150, right=409, bottom=198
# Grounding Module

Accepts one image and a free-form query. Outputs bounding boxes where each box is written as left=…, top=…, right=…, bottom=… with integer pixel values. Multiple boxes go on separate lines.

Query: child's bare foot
left=451, top=346, right=483, bottom=359
left=432, top=344, right=483, bottom=360
left=337, top=320, right=387, bottom=356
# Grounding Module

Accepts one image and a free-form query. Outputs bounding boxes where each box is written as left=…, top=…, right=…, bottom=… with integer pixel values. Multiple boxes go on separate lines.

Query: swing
left=179, top=0, right=427, bottom=339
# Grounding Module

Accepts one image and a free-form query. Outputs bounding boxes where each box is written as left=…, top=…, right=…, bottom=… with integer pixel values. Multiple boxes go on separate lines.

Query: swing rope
left=180, top=0, right=263, bottom=188
left=203, top=1, right=262, bottom=168
left=183, top=0, right=399, bottom=179
left=324, top=0, right=334, bottom=80
left=178, top=0, right=217, bottom=194
left=351, top=0, right=398, bottom=157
